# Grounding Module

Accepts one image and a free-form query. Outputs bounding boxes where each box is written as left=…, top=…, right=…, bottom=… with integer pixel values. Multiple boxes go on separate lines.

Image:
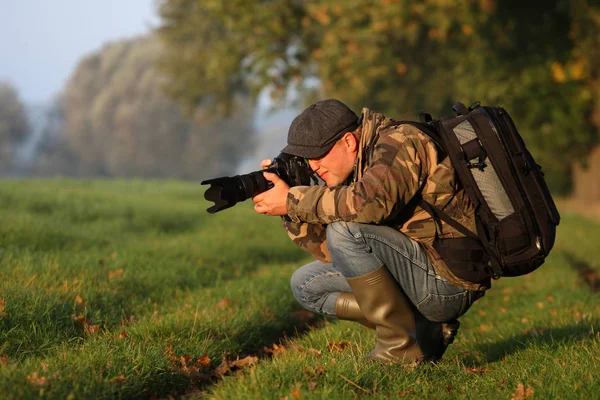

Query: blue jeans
left=290, top=222, right=484, bottom=322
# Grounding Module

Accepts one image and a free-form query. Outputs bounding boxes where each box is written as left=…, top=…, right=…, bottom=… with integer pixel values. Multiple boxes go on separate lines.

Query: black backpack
left=403, top=102, right=561, bottom=282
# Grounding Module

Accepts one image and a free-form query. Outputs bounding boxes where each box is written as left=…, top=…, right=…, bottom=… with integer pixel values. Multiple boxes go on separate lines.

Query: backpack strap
left=418, top=199, right=478, bottom=239
left=392, top=120, right=447, bottom=163
left=419, top=199, right=503, bottom=278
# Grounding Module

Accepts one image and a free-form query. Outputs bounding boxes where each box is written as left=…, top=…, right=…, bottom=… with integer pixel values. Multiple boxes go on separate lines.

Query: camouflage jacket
left=282, top=108, right=491, bottom=291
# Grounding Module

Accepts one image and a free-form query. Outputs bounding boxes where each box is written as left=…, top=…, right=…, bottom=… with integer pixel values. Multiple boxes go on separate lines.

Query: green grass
left=1, top=179, right=599, bottom=399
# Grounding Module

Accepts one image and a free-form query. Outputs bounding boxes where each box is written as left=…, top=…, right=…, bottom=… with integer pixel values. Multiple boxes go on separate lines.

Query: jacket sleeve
left=281, top=218, right=331, bottom=263
left=286, top=128, right=429, bottom=225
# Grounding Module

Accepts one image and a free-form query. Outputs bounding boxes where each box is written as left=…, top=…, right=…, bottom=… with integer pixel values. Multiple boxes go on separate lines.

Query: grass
left=0, top=179, right=599, bottom=399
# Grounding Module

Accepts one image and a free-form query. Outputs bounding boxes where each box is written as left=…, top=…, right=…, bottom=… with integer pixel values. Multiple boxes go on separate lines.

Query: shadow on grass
left=465, top=322, right=600, bottom=366
left=142, top=307, right=327, bottom=399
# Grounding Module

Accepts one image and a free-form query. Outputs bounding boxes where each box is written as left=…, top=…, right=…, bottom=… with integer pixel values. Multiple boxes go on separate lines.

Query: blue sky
left=0, top=0, right=159, bottom=104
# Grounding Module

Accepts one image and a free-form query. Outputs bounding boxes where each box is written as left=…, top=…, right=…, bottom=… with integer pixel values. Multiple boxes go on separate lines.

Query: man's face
left=307, top=132, right=358, bottom=187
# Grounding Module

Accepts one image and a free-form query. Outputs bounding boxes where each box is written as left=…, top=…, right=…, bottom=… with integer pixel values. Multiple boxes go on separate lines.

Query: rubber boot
left=346, top=265, right=424, bottom=363
left=335, top=292, right=376, bottom=329
left=414, top=314, right=461, bottom=362
left=335, top=288, right=460, bottom=361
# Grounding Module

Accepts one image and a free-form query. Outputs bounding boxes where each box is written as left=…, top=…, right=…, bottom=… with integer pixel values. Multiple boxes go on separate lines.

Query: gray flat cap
left=282, top=99, right=359, bottom=159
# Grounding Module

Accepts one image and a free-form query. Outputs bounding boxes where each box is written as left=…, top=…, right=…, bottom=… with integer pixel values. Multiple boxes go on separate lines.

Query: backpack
left=403, top=102, right=561, bottom=281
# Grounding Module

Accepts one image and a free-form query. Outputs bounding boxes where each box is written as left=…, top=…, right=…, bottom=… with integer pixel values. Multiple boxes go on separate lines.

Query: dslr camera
left=201, top=153, right=317, bottom=213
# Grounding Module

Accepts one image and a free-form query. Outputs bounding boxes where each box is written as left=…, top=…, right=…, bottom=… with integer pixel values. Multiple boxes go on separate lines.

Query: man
left=252, top=99, right=489, bottom=364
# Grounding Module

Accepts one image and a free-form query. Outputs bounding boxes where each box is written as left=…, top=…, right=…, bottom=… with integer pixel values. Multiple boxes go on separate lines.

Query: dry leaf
left=85, top=324, right=100, bottom=334
left=27, top=372, right=49, bottom=387
left=536, top=302, right=544, bottom=309
left=305, top=366, right=325, bottom=378
left=72, top=313, right=86, bottom=324
left=229, top=355, right=258, bottom=369
left=479, top=310, right=487, bottom=316
left=308, top=348, right=322, bottom=356
left=109, top=375, right=126, bottom=384
left=327, top=341, right=350, bottom=352
left=262, top=343, right=287, bottom=357
left=479, top=324, right=491, bottom=332
left=216, top=298, right=232, bottom=308
left=291, top=386, right=302, bottom=399
left=108, top=268, right=124, bottom=279
left=75, top=295, right=85, bottom=306
left=119, top=331, right=129, bottom=339
left=198, top=354, right=211, bottom=368
left=511, top=383, right=534, bottom=400
left=0, top=298, right=7, bottom=317
left=308, top=381, right=318, bottom=391
left=546, top=294, right=555, bottom=302
left=499, top=307, right=507, bottom=313
left=466, top=368, right=491, bottom=375
left=0, top=356, right=8, bottom=367
left=521, top=317, right=528, bottom=324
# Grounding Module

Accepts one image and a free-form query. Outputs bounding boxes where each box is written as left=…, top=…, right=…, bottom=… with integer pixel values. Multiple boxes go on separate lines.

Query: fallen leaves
left=108, top=375, right=126, bottom=384
left=27, top=372, right=49, bottom=387
left=72, top=313, right=100, bottom=335
left=216, top=298, right=233, bottom=309
left=291, top=386, right=302, bottom=399
left=108, top=268, right=124, bottom=279
left=465, top=368, right=491, bottom=375
left=75, top=295, right=86, bottom=307
left=327, top=341, right=350, bottom=353
left=0, top=298, right=7, bottom=317
left=307, top=348, right=322, bottom=356
left=261, top=343, right=288, bottom=357
left=164, top=345, right=259, bottom=388
left=511, top=383, right=534, bottom=400
left=198, top=354, right=211, bottom=368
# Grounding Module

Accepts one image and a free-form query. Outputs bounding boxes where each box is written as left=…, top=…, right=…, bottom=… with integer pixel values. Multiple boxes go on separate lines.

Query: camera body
left=201, top=153, right=316, bottom=214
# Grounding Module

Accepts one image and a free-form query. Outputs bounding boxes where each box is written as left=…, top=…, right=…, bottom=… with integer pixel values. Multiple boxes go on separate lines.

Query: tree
left=44, top=35, right=256, bottom=180
left=157, top=0, right=600, bottom=193
left=0, top=81, right=30, bottom=173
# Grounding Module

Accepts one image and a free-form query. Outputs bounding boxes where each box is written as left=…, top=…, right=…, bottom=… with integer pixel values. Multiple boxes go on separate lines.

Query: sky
left=0, top=0, right=160, bottom=104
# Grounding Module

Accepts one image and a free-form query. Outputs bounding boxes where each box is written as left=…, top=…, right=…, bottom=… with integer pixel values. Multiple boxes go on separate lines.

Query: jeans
left=290, top=221, right=484, bottom=322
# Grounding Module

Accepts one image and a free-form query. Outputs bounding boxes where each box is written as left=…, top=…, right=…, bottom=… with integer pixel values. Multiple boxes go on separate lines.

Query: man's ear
left=342, top=131, right=358, bottom=152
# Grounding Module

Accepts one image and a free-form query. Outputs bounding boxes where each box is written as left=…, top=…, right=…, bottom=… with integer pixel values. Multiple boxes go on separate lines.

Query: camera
left=201, top=153, right=317, bottom=213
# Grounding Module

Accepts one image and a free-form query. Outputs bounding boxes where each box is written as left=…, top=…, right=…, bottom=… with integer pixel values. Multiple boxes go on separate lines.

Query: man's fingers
left=263, top=171, right=281, bottom=183
left=260, top=159, right=272, bottom=170
left=252, top=191, right=265, bottom=203
left=254, top=202, right=267, bottom=215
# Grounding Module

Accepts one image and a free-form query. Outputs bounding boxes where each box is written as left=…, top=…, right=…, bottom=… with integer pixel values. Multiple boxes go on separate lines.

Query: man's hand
left=252, top=159, right=290, bottom=216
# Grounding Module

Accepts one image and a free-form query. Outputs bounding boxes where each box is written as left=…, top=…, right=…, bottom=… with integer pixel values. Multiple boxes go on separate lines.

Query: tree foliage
left=158, top=0, right=600, bottom=193
left=39, top=35, right=255, bottom=180
left=0, top=81, right=30, bottom=172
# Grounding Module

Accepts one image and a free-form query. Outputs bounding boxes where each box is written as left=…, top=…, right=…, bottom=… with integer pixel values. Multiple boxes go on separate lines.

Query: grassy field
left=0, top=180, right=599, bottom=399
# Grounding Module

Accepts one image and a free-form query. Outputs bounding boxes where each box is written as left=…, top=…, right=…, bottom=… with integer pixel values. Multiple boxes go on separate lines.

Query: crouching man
left=252, top=99, right=489, bottom=364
